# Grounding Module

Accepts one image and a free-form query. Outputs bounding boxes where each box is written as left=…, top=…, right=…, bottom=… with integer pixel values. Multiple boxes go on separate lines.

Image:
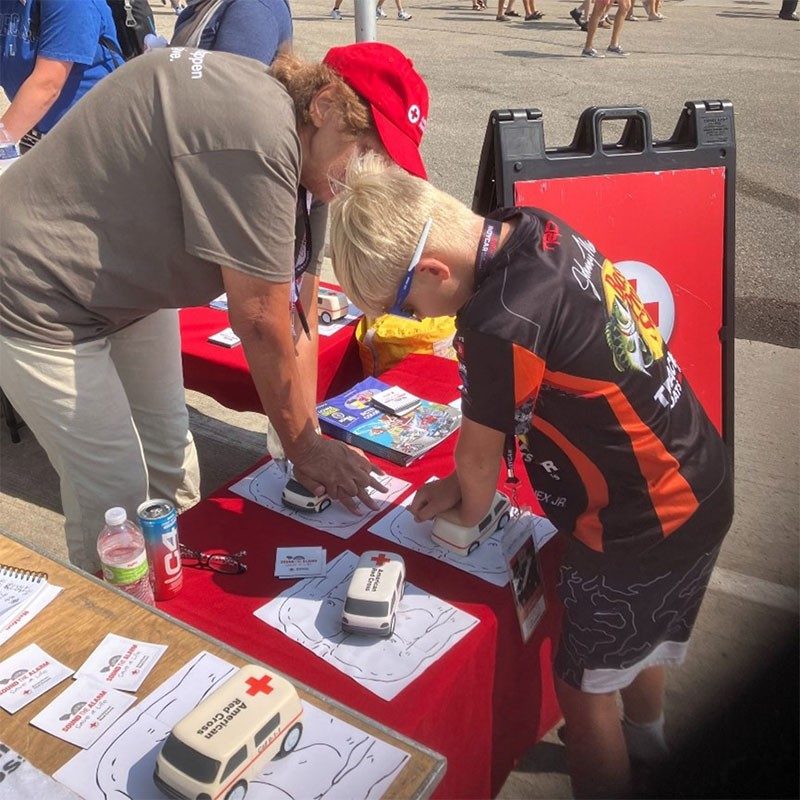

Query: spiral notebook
left=0, top=563, right=49, bottom=628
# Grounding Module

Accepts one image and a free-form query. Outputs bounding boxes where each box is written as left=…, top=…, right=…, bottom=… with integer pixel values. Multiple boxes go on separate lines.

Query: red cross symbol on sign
left=245, top=675, right=274, bottom=696
left=628, top=278, right=660, bottom=327
left=371, top=554, right=391, bottom=567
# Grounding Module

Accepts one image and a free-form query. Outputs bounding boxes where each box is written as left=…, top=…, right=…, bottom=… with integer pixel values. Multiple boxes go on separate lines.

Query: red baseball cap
left=323, top=42, right=429, bottom=180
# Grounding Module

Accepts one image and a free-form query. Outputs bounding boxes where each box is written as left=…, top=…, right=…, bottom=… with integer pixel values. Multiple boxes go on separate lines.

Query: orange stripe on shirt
left=532, top=417, right=609, bottom=553
left=512, top=344, right=546, bottom=405
left=544, top=369, right=699, bottom=537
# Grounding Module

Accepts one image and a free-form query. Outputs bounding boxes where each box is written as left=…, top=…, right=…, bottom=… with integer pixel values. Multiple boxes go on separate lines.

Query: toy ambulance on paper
left=281, top=477, right=332, bottom=513
left=431, top=491, right=512, bottom=555
left=342, top=551, right=405, bottom=637
left=154, top=664, right=303, bottom=800
left=317, top=287, right=349, bottom=325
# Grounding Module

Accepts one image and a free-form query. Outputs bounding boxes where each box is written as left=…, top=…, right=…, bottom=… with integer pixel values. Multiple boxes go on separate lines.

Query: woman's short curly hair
left=270, top=52, right=373, bottom=136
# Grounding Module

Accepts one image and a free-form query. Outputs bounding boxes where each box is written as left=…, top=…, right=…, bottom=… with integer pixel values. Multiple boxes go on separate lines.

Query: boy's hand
left=410, top=473, right=461, bottom=522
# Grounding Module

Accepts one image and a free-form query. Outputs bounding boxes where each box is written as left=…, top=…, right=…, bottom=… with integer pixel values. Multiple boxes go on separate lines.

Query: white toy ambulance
left=154, top=664, right=303, bottom=800
left=317, top=288, right=349, bottom=325
left=342, top=551, right=405, bottom=637
left=431, top=490, right=512, bottom=555
left=281, top=477, right=332, bottom=513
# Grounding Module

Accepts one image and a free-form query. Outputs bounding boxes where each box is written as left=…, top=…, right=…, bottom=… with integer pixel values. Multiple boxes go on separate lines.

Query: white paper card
left=0, top=584, right=62, bottom=647
left=209, top=293, right=228, bottom=310
left=370, top=387, right=421, bottom=416
left=275, top=547, right=326, bottom=578
left=0, top=644, right=73, bottom=713
left=30, top=677, right=136, bottom=748
left=255, top=551, right=479, bottom=700
left=207, top=326, right=241, bottom=347
left=230, top=460, right=411, bottom=540
left=74, top=633, right=167, bottom=692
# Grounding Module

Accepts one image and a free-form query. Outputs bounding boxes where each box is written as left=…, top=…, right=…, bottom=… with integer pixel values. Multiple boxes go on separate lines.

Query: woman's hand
left=292, top=437, right=386, bottom=513
left=409, top=473, right=462, bottom=522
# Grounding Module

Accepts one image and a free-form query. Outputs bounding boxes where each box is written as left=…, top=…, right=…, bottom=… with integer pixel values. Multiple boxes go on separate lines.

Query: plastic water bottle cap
left=104, top=507, right=127, bottom=526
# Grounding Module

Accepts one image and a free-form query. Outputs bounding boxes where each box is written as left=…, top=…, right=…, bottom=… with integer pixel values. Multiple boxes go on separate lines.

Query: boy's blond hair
left=270, top=52, right=372, bottom=136
left=329, top=154, right=475, bottom=316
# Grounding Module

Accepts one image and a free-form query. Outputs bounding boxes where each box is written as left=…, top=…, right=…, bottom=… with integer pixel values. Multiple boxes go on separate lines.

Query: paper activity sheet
left=254, top=551, right=479, bottom=700
left=230, top=460, right=411, bottom=539
left=368, top=487, right=512, bottom=587
left=0, top=643, right=73, bottom=713
left=0, top=584, right=62, bottom=647
left=74, top=633, right=167, bottom=692
left=0, top=742, right=80, bottom=800
left=31, top=677, right=136, bottom=748
left=56, top=651, right=410, bottom=800
left=318, top=303, right=362, bottom=337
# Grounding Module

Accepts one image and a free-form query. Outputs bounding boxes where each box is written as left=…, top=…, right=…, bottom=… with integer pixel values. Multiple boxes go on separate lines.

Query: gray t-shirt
left=0, top=48, right=301, bottom=344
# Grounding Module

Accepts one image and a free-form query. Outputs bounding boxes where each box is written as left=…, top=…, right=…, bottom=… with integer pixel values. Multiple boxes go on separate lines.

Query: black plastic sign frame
left=471, top=101, right=736, bottom=465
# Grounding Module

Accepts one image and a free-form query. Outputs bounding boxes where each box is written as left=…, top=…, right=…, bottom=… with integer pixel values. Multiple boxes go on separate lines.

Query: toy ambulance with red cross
left=154, top=664, right=303, bottom=800
left=341, top=551, right=405, bottom=638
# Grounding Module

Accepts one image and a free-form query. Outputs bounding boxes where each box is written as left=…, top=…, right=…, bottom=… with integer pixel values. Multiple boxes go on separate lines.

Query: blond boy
left=329, top=155, right=733, bottom=798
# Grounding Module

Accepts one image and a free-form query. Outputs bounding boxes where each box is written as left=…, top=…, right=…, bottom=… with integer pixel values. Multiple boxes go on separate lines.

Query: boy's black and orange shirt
left=455, top=208, right=730, bottom=558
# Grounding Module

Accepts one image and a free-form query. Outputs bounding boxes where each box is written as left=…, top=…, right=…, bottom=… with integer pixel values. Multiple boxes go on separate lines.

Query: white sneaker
left=398, top=10, right=413, bottom=19
left=330, top=8, right=343, bottom=19
left=376, top=6, right=387, bottom=17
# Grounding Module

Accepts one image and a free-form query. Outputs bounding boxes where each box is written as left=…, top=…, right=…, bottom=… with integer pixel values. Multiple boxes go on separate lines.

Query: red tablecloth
left=179, top=300, right=363, bottom=411
left=165, top=354, right=564, bottom=798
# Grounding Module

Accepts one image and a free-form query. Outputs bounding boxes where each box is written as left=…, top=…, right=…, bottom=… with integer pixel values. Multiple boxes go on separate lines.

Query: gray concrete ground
left=1, top=1, right=798, bottom=797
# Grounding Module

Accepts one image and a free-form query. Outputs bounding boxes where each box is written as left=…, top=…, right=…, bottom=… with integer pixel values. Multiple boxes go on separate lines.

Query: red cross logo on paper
left=90, top=722, right=99, bottom=729
left=245, top=675, right=274, bottom=696
left=371, top=553, right=391, bottom=567
left=615, top=260, right=676, bottom=342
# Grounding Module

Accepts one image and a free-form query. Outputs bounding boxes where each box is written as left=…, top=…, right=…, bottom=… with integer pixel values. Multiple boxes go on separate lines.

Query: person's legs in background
left=109, top=310, right=200, bottom=514
left=778, top=0, right=798, bottom=18
left=582, top=0, right=609, bottom=54
left=393, top=0, right=413, bottom=20
left=0, top=334, right=151, bottom=573
left=608, top=0, right=630, bottom=52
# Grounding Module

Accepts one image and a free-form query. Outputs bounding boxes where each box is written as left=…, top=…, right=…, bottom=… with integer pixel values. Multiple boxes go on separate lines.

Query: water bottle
left=97, top=507, right=155, bottom=606
left=0, top=123, right=20, bottom=176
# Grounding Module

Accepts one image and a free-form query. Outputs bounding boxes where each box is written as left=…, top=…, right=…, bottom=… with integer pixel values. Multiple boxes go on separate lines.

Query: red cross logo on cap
left=245, top=675, right=274, bottom=696
left=407, top=104, right=421, bottom=125
left=371, top=553, right=391, bottom=567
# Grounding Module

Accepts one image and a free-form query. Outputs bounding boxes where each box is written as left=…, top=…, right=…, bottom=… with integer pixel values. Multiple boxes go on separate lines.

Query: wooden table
left=0, top=532, right=445, bottom=799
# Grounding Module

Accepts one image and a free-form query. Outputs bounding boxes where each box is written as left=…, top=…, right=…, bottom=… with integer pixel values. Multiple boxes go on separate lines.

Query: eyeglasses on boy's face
left=179, top=544, right=247, bottom=574
left=387, top=217, right=433, bottom=319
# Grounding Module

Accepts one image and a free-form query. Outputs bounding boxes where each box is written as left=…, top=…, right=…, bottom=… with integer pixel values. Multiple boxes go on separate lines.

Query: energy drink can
left=137, top=499, right=183, bottom=601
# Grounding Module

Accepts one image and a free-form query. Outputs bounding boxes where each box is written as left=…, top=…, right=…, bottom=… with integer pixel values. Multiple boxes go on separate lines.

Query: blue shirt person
left=0, top=0, right=123, bottom=142
left=172, top=0, right=292, bottom=65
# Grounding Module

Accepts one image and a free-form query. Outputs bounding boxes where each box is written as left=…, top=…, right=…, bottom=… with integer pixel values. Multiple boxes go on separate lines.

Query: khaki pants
left=0, top=310, right=200, bottom=573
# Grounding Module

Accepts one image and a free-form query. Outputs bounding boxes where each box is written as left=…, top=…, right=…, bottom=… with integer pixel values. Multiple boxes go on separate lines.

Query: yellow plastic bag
left=356, top=314, right=457, bottom=376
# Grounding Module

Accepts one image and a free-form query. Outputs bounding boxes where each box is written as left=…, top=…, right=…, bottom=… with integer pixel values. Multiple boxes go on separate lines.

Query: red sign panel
left=514, top=167, right=725, bottom=432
